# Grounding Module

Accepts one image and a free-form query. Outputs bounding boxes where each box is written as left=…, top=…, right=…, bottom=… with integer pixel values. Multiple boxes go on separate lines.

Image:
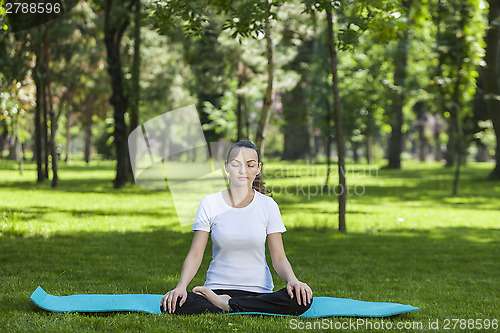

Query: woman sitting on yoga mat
left=161, top=140, right=313, bottom=315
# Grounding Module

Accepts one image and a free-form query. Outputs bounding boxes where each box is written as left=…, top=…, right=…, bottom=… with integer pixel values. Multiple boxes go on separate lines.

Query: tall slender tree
left=387, top=0, right=414, bottom=169
left=102, top=0, right=137, bottom=188
left=44, top=25, right=58, bottom=187
left=325, top=8, right=346, bottom=232
left=484, top=0, right=500, bottom=179
left=128, top=0, right=141, bottom=180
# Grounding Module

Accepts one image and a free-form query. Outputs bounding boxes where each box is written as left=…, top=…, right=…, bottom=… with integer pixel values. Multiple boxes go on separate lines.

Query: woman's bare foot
left=192, top=286, right=231, bottom=311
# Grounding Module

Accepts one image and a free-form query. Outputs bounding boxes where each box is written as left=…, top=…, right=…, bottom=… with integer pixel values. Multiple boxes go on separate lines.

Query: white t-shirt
left=191, top=189, right=287, bottom=293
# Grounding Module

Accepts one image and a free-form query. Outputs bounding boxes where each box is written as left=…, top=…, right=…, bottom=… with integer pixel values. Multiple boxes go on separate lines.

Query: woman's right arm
left=161, top=230, right=209, bottom=313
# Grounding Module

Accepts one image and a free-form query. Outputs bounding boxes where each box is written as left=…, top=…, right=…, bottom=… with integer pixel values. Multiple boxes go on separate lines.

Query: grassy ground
left=0, top=157, right=499, bottom=332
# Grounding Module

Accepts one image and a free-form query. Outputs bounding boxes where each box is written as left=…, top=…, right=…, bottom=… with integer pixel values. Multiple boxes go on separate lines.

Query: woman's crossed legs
left=166, top=286, right=312, bottom=315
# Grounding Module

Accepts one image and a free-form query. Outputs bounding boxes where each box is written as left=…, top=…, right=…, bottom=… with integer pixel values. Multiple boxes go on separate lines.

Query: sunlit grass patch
left=0, top=158, right=499, bottom=332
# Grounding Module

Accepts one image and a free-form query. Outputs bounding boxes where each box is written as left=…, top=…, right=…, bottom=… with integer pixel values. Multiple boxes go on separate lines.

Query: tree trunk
left=433, top=0, right=454, bottom=167
left=6, top=129, right=15, bottom=160
left=282, top=97, right=310, bottom=159
left=104, top=0, right=134, bottom=188
left=387, top=0, right=413, bottom=169
left=282, top=61, right=311, bottom=160
left=235, top=59, right=251, bottom=142
left=307, top=12, right=318, bottom=162
left=445, top=120, right=457, bottom=167
left=418, top=114, right=428, bottom=162
left=324, top=95, right=332, bottom=186
left=15, top=114, right=23, bottom=174
left=326, top=8, right=346, bottom=233
left=0, top=119, right=6, bottom=159
left=350, top=140, right=359, bottom=163
left=387, top=31, right=409, bottom=169
left=451, top=72, right=464, bottom=196
left=44, top=26, right=58, bottom=188
left=282, top=23, right=313, bottom=161
left=236, top=60, right=244, bottom=142
left=476, top=141, right=489, bottom=162
left=433, top=115, right=443, bottom=162
left=484, top=0, right=500, bottom=179
left=33, top=47, right=45, bottom=182
left=452, top=6, right=467, bottom=196
left=64, top=91, right=73, bottom=163
left=36, top=29, right=50, bottom=181
left=197, top=93, right=223, bottom=155
left=128, top=0, right=141, bottom=181
left=42, top=73, right=49, bottom=180
left=365, top=135, right=373, bottom=164
left=365, top=110, right=375, bottom=164
left=242, top=94, right=251, bottom=141
left=255, top=15, right=275, bottom=158
left=84, top=91, right=94, bottom=164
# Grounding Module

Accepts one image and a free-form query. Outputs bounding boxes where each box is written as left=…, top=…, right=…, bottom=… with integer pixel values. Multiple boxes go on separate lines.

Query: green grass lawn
left=1, top=158, right=499, bottom=332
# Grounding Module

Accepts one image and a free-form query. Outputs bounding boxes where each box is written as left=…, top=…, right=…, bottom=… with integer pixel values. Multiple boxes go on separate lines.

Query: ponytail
left=253, top=166, right=272, bottom=197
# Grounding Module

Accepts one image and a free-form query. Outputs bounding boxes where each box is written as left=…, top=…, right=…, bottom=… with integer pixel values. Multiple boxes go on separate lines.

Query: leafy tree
left=151, top=0, right=283, bottom=156
left=2, top=2, right=108, bottom=185
left=303, top=0, right=401, bottom=232
left=429, top=0, right=487, bottom=194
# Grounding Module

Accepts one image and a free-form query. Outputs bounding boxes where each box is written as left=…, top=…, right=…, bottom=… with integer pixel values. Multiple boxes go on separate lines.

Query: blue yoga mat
left=30, top=287, right=419, bottom=318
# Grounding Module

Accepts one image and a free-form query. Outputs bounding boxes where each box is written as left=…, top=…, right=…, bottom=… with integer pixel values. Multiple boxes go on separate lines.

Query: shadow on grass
left=0, top=205, right=178, bottom=228
left=272, top=168, right=500, bottom=211
left=0, top=177, right=169, bottom=195
left=0, top=225, right=498, bottom=320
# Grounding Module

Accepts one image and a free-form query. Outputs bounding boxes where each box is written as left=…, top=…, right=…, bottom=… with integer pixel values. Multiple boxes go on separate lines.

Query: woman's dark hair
left=225, top=141, right=272, bottom=196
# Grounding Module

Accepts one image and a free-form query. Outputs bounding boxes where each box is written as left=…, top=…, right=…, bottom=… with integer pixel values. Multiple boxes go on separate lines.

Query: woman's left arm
left=268, top=232, right=313, bottom=305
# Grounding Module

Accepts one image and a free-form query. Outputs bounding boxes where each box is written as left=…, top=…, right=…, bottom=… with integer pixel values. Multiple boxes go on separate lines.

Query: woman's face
left=225, top=147, right=262, bottom=188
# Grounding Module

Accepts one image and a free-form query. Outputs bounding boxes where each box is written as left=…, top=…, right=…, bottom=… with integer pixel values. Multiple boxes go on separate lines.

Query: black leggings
left=170, top=288, right=312, bottom=315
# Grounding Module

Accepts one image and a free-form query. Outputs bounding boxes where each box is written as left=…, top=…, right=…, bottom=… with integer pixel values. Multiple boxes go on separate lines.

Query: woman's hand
left=286, top=279, right=313, bottom=306
left=161, top=287, right=187, bottom=314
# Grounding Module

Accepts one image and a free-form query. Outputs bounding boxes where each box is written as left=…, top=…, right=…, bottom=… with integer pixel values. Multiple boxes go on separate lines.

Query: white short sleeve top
left=191, top=189, right=287, bottom=293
